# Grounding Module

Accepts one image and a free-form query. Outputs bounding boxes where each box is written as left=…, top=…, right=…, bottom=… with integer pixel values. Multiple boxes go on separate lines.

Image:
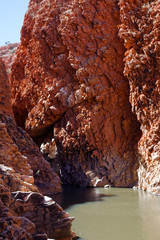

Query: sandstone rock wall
left=11, top=192, right=74, bottom=239
left=0, top=59, right=74, bottom=239
left=11, top=0, right=141, bottom=188
left=1, top=58, right=61, bottom=194
left=0, top=43, right=18, bottom=74
left=0, top=59, right=13, bottom=116
left=0, top=183, right=37, bottom=240
left=119, top=0, right=160, bottom=194
left=0, top=181, right=74, bottom=240
left=0, top=59, right=36, bottom=193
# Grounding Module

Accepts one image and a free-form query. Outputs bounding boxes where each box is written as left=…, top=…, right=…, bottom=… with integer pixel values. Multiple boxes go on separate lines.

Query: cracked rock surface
left=0, top=58, right=74, bottom=239
left=119, top=0, right=160, bottom=194
left=11, top=0, right=141, bottom=188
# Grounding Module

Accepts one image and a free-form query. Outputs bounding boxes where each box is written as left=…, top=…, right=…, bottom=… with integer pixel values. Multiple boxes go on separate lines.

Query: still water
left=53, top=186, right=160, bottom=240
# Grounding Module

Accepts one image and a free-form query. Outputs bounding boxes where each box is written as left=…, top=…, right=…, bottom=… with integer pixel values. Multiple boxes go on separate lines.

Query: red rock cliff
left=0, top=57, right=61, bottom=194
left=119, top=0, right=160, bottom=194
left=11, top=0, right=141, bottom=187
left=0, top=43, right=19, bottom=74
left=0, top=58, right=74, bottom=239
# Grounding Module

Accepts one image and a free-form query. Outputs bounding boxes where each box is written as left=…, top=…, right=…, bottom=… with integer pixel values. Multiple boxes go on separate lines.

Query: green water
left=57, top=186, right=160, bottom=240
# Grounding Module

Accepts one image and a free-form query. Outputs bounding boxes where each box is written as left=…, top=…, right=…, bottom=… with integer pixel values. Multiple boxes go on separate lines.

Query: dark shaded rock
left=11, top=191, right=74, bottom=239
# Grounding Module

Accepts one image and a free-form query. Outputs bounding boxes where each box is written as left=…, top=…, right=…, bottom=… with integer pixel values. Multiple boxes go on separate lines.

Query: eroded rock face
left=1, top=56, right=61, bottom=195
left=0, top=59, right=36, bottom=193
left=0, top=183, right=37, bottom=240
left=11, top=0, right=141, bottom=187
left=0, top=59, right=74, bottom=239
left=0, top=57, right=61, bottom=193
left=119, top=0, right=160, bottom=194
left=0, top=121, right=37, bottom=193
left=0, top=183, right=74, bottom=240
left=0, top=115, right=61, bottom=195
left=0, top=59, right=13, bottom=116
left=0, top=43, right=18, bottom=74
left=11, top=191, right=74, bottom=239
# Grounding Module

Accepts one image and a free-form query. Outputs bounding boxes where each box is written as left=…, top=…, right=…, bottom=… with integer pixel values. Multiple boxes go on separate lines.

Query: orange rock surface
left=0, top=43, right=18, bottom=74
left=0, top=59, right=13, bottom=116
left=119, top=0, right=160, bottom=194
left=0, top=58, right=61, bottom=194
left=11, top=0, right=141, bottom=187
left=0, top=59, right=74, bottom=239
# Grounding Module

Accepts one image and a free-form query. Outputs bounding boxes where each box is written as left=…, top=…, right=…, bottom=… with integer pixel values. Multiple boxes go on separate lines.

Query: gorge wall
left=7, top=0, right=160, bottom=193
left=1, top=1, right=160, bottom=239
left=0, top=43, right=19, bottom=73
left=0, top=57, right=61, bottom=194
left=0, top=59, right=74, bottom=239
left=119, top=0, right=160, bottom=194
left=11, top=0, right=141, bottom=188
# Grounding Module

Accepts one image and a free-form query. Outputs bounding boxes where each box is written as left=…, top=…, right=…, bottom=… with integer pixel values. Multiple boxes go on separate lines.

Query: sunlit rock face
left=10, top=0, right=141, bottom=188
left=0, top=58, right=13, bottom=116
left=0, top=43, right=19, bottom=74
left=119, top=0, right=160, bottom=194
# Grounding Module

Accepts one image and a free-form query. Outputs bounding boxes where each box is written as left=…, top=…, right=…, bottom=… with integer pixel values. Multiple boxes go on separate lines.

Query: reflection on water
left=138, top=190, right=160, bottom=240
left=51, top=186, right=160, bottom=240
left=50, top=185, right=116, bottom=209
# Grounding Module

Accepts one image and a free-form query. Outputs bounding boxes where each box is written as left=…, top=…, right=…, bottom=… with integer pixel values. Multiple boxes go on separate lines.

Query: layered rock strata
left=0, top=59, right=74, bottom=239
left=11, top=0, right=141, bottom=188
left=11, top=191, right=74, bottom=239
left=0, top=181, right=38, bottom=240
left=0, top=182, right=74, bottom=240
left=119, top=0, right=160, bottom=194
